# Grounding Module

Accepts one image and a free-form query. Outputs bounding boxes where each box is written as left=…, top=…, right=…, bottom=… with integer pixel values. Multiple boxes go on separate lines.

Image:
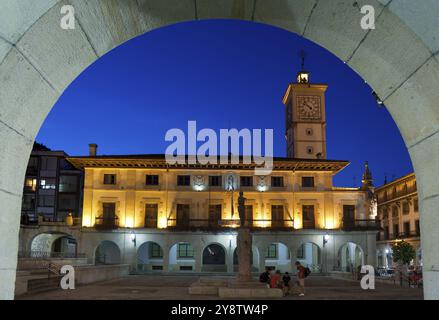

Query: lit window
left=103, top=174, right=116, bottom=185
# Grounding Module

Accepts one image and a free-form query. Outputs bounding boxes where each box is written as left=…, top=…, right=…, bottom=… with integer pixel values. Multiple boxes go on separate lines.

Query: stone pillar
left=162, top=247, right=170, bottom=272
left=237, top=228, right=252, bottom=281
left=194, top=246, right=202, bottom=272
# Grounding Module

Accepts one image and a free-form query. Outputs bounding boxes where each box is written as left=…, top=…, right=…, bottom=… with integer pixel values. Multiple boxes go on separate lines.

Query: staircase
left=26, top=262, right=63, bottom=294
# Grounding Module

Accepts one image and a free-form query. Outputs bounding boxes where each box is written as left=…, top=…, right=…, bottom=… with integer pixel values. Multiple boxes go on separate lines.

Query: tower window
left=306, top=128, right=313, bottom=136
left=306, top=146, right=313, bottom=154
left=302, top=176, right=314, bottom=188
left=103, top=174, right=116, bottom=185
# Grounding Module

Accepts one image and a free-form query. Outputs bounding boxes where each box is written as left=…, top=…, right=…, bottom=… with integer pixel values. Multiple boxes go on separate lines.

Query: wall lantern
left=323, top=234, right=330, bottom=246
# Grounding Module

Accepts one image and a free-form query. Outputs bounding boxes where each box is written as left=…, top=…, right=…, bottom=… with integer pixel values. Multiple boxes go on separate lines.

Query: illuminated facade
left=375, top=173, right=421, bottom=268
left=18, top=67, right=378, bottom=274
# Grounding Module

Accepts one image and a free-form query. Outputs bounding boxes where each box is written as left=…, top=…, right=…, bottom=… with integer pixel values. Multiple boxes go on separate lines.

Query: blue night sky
left=36, top=19, right=413, bottom=187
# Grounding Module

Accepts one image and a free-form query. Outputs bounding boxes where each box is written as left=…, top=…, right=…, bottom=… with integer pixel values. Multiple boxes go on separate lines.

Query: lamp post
left=130, top=230, right=136, bottom=247
left=323, top=234, right=330, bottom=273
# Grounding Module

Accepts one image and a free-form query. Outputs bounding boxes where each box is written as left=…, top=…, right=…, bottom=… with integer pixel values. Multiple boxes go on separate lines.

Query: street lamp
left=323, top=234, right=330, bottom=246
left=130, top=230, right=136, bottom=246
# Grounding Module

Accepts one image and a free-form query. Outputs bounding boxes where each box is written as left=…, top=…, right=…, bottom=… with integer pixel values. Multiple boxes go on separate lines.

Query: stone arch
left=1, top=1, right=438, bottom=299
left=337, top=242, right=365, bottom=272
left=137, top=241, right=164, bottom=272
left=29, top=231, right=78, bottom=258
left=202, top=243, right=227, bottom=272
left=94, top=240, right=121, bottom=265
left=168, top=241, right=195, bottom=272
left=263, top=242, right=292, bottom=273
left=233, top=245, right=259, bottom=272
left=296, top=242, right=322, bottom=273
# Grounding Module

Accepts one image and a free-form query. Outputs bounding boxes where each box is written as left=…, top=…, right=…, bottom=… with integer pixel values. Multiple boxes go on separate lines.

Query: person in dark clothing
left=282, top=272, right=291, bottom=296
left=259, top=268, right=270, bottom=287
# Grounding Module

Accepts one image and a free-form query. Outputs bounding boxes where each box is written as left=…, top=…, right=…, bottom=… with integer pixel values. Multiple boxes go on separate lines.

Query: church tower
left=282, top=57, right=328, bottom=159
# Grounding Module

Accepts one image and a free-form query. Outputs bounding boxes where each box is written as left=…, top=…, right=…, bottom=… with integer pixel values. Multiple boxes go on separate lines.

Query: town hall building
left=18, top=67, right=378, bottom=276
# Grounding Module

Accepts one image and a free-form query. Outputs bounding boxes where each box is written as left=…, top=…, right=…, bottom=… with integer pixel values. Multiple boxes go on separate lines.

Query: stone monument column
left=237, top=191, right=252, bottom=281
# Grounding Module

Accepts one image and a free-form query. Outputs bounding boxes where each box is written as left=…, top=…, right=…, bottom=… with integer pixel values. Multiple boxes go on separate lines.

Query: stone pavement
left=18, top=275, right=423, bottom=300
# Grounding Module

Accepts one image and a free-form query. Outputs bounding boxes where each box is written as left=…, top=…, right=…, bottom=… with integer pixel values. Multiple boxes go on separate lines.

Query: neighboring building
left=19, top=65, right=378, bottom=274
left=375, top=173, right=421, bottom=268
left=21, top=143, right=83, bottom=224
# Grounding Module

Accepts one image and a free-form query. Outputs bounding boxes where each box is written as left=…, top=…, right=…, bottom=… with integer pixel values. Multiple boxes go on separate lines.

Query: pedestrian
left=270, top=270, right=282, bottom=289
left=282, top=272, right=291, bottom=296
left=259, top=267, right=270, bottom=288
left=295, top=261, right=307, bottom=296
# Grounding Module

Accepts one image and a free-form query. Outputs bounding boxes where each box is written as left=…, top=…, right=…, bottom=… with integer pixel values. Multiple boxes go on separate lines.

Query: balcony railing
left=18, top=250, right=87, bottom=259
left=341, top=219, right=380, bottom=231
left=166, top=218, right=295, bottom=230
left=95, top=216, right=119, bottom=230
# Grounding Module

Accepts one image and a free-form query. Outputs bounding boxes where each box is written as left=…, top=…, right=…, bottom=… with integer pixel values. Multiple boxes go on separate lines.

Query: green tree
left=392, top=240, right=416, bottom=265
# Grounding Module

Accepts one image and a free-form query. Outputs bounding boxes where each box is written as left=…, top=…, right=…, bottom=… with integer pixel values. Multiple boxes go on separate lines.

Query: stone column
left=237, top=228, right=252, bottom=281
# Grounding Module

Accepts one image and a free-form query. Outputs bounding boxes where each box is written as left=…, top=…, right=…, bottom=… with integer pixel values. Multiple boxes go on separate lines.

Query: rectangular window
left=392, top=206, right=399, bottom=218
left=40, top=157, right=57, bottom=170
left=103, top=174, right=116, bottom=185
left=178, top=243, right=194, bottom=258
left=297, top=245, right=305, bottom=259
left=208, top=204, right=222, bottom=227
left=384, top=226, right=389, bottom=240
left=145, top=204, right=158, bottom=228
left=301, top=176, right=314, bottom=188
left=22, top=194, right=36, bottom=210
left=383, top=207, right=388, bottom=219
left=177, top=204, right=190, bottom=227
left=177, top=175, right=190, bottom=186
left=145, top=175, right=159, bottom=186
left=102, top=202, right=116, bottom=218
left=208, top=175, right=221, bottom=187
left=343, top=205, right=356, bottom=228
left=302, top=205, right=315, bottom=229
left=265, top=244, right=278, bottom=259
left=403, top=222, right=410, bottom=236
left=402, top=202, right=410, bottom=215
left=271, top=205, right=284, bottom=227
left=24, top=178, right=37, bottom=192
left=414, top=199, right=419, bottom=212
left=393, top=224, right=399, bottom=238
left=59, top=175, right=78, bottom=192
left=415, top=220, right=420, bottom=236
left=57, top=194, right=77, bottom=210
left=38, top=195, right=55, bottom=207
left=240, top=176, right=253, bottom=187
left=40, top=178, right=56, bottom=190
left=149, top=243, right=163, bottom=258
left=271, top=176, right=284, bottom=187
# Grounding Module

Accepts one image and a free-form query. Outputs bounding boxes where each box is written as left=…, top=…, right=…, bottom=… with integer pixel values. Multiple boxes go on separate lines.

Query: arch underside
left=1, top=0, right=439, bottom=299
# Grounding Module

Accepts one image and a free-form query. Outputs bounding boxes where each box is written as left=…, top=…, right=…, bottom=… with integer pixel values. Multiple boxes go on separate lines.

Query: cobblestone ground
left=18, top=275, right=423, bottom=300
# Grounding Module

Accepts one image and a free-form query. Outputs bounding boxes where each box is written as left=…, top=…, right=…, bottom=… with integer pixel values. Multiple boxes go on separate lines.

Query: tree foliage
left=391, top=240, right=416, bottom=265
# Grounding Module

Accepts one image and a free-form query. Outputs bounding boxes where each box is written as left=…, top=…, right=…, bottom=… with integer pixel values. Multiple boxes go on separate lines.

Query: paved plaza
left=18, top=275, right=423, bottom=300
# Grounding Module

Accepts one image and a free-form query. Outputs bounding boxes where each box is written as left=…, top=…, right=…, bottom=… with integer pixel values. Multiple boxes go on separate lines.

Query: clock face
left=297, top=95, right=321, bottom=120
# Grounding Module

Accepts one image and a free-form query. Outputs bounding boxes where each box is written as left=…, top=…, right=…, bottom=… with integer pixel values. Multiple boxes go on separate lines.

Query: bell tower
left=282, top=56, right=328, bottom=159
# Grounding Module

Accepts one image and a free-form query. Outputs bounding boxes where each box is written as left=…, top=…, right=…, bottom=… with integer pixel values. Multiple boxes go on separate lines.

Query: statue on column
left=238, top=191, right=246, bottom=228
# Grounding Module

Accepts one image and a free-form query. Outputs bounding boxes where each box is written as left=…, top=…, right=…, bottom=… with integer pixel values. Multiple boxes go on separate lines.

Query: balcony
left=95, top=216, right=119, bottom=230
left=166, top=218, right=294, bottom=231
left=341, top=219, right=380, bottom=231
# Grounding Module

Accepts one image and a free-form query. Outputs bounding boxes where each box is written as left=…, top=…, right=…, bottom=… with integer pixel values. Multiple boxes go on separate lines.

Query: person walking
left=295, top=261, right=307, bottom=296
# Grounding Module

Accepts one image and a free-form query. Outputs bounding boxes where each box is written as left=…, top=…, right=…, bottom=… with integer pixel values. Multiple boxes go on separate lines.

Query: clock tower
left=282, top=62, right=328, bottom=159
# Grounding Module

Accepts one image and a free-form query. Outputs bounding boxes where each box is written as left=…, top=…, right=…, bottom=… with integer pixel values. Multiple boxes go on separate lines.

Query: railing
left=166, top=218, right=295, bottom=230
left=18, top=250, right=87, bottom=259
left=95, top=216, right=119, bottom=229
left=341, top=219, right=380, bottom=231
